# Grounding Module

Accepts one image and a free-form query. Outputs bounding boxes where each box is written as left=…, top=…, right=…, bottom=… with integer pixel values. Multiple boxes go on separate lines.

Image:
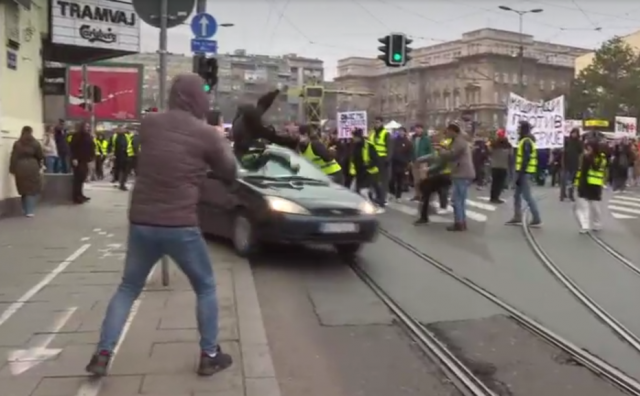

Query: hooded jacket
left=129, top=73, right=237, bottom=227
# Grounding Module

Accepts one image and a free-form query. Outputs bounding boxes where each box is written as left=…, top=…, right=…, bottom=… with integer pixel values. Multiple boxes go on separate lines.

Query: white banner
left=505, top=93, right=565, bottom=149
left=337, top=111, right=367, bottom=139
left=614, top=116, right=637, bottom=136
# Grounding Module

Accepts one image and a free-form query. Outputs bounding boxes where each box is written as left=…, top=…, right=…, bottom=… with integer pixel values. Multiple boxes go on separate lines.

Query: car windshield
left=238, top=147, right=330, bottom=182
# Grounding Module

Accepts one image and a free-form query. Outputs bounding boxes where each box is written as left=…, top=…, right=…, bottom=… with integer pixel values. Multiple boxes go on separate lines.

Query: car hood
left=242, top=179, right=366, bottom=209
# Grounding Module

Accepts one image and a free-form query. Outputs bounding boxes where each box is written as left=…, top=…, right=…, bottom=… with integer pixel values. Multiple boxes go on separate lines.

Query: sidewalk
left=0, top=188, right=280, bottom=396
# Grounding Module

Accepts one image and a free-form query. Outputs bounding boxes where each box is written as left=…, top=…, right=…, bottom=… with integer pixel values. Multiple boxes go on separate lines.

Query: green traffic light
left=203, top=84, right=211, bottom=92
left=393, top=53, right=402, bottom=62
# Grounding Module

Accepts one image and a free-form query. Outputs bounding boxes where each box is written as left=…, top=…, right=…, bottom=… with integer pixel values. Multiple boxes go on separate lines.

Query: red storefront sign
left=66, top=64, right=143, bottom=122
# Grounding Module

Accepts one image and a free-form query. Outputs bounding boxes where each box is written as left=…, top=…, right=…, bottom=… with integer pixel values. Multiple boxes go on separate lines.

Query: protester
left=413, top=140, right=452, bottom=224
left=298, top=124, right=343, bottom=184
left=368, top=117, right=391, bottom=206
left=109, top=127, right=134, bottom=191
left=560, top=128, right=582, bottom=201
left=9, top=126, right=44, bottom=217
left=437, top=123, right=475, bottom=231
left=42, top=125, right=58, bottom=173
left=506, top=121, right=542, bottom=227
left=68, top=122, right=94, bottom=204
left=410, top=124, right=432, bottom=201
left=389, top=127, right=412, bottom=200
left=575, top=141, right=607, bottom=233
left=488, top=130, right=511, bottom=203
left=348, top=128, right=382, bottom=201
left=85, top=74, right=237, bottom=378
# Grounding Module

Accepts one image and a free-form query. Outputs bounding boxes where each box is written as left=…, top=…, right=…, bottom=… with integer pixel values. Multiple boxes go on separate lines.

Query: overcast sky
left=139, top=0, right=640, bottom=79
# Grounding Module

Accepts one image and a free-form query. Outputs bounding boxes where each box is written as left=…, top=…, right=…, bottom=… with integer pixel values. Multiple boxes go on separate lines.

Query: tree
left=567, top=37, right=640, bottom=119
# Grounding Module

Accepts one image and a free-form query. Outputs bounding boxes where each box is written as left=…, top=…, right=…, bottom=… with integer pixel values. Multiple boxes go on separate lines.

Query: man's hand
left=71, top=159, right=78, bottom=167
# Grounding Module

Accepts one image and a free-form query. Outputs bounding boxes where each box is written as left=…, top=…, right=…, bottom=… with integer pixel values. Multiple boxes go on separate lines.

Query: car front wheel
left=232, top=213, right=258, bottom=257
left=335, top=243, right=362, bottom=260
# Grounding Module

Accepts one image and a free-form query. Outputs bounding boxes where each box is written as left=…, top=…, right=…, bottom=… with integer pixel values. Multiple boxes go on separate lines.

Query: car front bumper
left=254, top=213, right=379, bottom=244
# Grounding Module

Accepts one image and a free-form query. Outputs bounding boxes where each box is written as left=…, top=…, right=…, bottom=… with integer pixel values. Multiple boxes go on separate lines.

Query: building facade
left=334, top=28, right=590, bottom=130
left=1, top=0, right=141, bottom=215
left=117, top=50, right=324, bottom=125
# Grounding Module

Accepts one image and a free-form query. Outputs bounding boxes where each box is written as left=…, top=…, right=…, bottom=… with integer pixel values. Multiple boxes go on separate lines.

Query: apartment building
left=334, top=28, right=590, bottom=129
left=117, top=50, right=324, bottom=124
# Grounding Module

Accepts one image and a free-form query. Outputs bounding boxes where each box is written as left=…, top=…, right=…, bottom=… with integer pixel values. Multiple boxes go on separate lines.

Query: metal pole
left=518, top=12, right=524, bottom=95
left=81, top=64, right=96, bottom=133
left=158, top=0, right=168, bottom=111
left=192, top=0, right=207, bottom=73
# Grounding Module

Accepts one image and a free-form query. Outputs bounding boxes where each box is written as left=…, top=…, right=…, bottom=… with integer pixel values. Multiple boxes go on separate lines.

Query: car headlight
left=359, top=201, right=378, bottom=215
left=265, top=196, right=310, bottom=215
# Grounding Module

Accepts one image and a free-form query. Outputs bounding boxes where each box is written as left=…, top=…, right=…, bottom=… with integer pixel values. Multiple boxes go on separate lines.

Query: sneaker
left=197, top=345, right=233, bottom=376
left=85, top=350, right=111, bottom=376
left=505, top=219, right=522, bottom=226
left=579, top=228, right=589, bottom=234
left=413, top=218, right=429, bottom=226
left=529, top=220, right=543, bottom=228
left=25, top=213, right=34, bottom=218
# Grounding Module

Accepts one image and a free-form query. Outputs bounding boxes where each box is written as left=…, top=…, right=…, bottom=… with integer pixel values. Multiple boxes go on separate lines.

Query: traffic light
left=196, top=56, right=218, bottom=93
left=378, top=33, right=411, bottom=67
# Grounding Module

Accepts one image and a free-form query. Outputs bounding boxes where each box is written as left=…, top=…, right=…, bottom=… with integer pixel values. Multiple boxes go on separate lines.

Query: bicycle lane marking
left=0, top=243, right=91, bottom=327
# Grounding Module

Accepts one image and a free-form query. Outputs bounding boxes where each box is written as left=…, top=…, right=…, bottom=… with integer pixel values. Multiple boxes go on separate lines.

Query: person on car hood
left=85, top=73, right=237, bottom=378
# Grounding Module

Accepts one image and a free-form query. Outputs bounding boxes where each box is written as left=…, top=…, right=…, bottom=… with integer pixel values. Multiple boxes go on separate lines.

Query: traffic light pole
left=158, top=0, right=168, bottom=111
left=191, top=0, right=207, bottom=73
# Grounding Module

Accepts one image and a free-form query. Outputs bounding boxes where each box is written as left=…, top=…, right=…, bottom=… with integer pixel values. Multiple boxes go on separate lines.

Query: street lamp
left=498, top=5, right=544, bottom=95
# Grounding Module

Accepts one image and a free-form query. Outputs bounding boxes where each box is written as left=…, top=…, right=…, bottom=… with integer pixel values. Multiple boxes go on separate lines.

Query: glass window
left=240, top=147, right=330, bottom=182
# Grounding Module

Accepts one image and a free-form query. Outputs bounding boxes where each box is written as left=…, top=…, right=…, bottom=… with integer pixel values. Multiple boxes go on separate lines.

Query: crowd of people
left=8, top=119, right=140, bottom=216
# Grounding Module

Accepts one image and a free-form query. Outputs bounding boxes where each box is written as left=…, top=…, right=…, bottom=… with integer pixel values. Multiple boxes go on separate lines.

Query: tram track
left=587, top=232, right=640, bottom=278
left=359, top=227, right=640, bottom=396
left=522, top=212, right=640, bottom=353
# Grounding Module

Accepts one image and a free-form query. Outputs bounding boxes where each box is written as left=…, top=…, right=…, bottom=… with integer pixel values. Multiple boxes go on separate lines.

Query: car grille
left=311, top=208, right=361, bottom=217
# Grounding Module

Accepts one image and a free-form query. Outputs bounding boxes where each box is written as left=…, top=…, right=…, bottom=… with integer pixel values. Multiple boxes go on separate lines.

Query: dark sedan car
left=198, top=145, right=380, bottom=258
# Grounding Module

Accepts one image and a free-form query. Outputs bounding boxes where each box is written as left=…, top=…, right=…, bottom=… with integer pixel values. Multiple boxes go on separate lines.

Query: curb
left=232, top=257, right=282, bottom=396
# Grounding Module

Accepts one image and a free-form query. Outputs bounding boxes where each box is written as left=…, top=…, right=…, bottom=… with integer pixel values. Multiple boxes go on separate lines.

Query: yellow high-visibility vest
left=368, top=128, right=389, bottom=157
left=302, top=142, right=341, bottom=175
left=574, top=154, right=607, bottom=186
left=515, top=137, right=537, bottom=174
left=111, top=133, right=134, bottom=157
left=349, top=142, right=379, bottom=176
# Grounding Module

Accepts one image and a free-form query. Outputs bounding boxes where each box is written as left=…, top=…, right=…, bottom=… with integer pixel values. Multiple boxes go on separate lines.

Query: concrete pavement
left=0, top=189, right=279, bottom=396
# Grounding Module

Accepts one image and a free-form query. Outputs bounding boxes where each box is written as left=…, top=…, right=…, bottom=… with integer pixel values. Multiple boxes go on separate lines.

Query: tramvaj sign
left=505, top=93, right=565, bottom=150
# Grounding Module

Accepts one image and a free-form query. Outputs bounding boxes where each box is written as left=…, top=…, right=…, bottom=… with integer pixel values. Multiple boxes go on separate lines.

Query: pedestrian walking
left=506, top=121, right=542, bottom=227
left=488, top=130, right=511, bottom=203
left=437, top=123, right=475, bottom=231
left=560, top=128, right=582, bottom=201
left=85, top=73, right=237, bottom=378
left=9, top=126, right=44, bottom=217
left=575, top=141, right=607, bottom=233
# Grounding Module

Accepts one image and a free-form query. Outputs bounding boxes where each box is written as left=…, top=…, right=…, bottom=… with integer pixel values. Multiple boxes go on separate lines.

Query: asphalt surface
left=249, top=199, right=633, bottom=395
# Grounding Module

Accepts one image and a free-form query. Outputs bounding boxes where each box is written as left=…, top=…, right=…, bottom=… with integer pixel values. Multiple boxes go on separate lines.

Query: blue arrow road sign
left=190, top=13, right=217, bottom=39
left=191, top=39, right=218, bottom=54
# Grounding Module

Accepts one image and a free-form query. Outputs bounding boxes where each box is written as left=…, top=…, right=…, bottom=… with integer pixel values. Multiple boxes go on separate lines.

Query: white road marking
left=608, top=205, right=640, bottom=215
left=0, top=244, right=91, bottom=328
left=75, top=265, right=157, bottom=396
left=8, top=308, right=77, bottom=375
left=465, top=199, right=497, bottom=211
left=611, top=212, right=636, bottom=219
left=611, top=195, right=640, bottom=203
left=80, top=237, right=90, bottom=241
left=609, top=199, right=640, bottom=208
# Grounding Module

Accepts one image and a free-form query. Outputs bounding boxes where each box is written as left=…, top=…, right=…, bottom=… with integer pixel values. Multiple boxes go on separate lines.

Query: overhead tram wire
left=528, top=0, right=640, bottom=24
left=571, top=0, right=604, bottom=34
left=265, top=0, right=292, bottom=51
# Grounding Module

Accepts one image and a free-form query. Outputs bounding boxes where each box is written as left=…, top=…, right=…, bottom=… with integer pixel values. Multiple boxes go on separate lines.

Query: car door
left=199, top=173, right=234, bottom=236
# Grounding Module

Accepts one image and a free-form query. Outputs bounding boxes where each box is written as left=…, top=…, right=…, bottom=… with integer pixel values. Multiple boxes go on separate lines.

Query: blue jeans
left=21, top=195, right=37, bottom=215
left=45, top=156, right=57, bottom=173
left=451, top=179, right=470, bottom=223
left=513, top=174, right=541, bottom=222
left=54, top=155, right=69, bottom=173
left=97, top=224, right=219, bottom=354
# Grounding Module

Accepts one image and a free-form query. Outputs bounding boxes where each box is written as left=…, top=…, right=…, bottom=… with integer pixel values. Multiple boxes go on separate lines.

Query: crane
left=288, top=84, right=375, bottom=131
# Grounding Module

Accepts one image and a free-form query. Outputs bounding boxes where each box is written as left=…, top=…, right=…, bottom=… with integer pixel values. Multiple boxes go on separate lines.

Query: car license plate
left=320, top=222, right=358, bottom=233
